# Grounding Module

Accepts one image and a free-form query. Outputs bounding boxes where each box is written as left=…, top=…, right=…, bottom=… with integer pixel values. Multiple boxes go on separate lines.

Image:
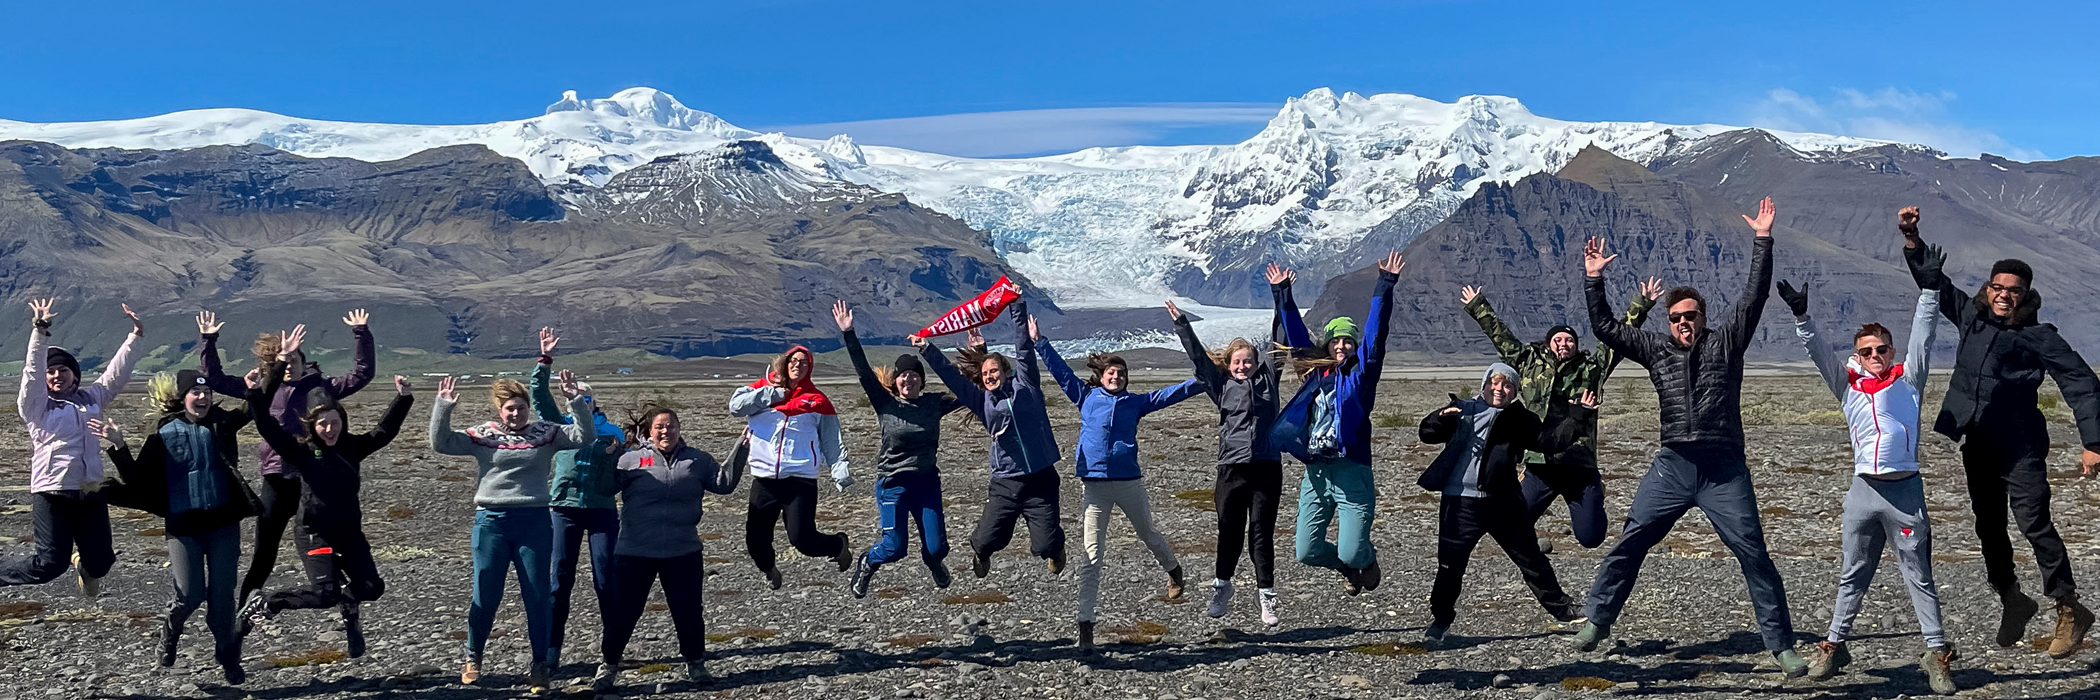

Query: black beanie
left=1991, top=259, right=2034, bottom=285
left=1547, top=325, right=1580, bottom=343
left=893, top=354, right=925, bottom=377
left=46, top=347, right=79, bottom=377
left=175, top=369, right=209, bottom=392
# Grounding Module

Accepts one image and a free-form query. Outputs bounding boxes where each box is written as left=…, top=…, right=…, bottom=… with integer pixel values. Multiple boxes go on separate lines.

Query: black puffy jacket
left=1586, top=237, right=1772, bottom=449
left=1905, top=245, right=2100, bottom=450
left=1416, top=397, right=1591, bottom=496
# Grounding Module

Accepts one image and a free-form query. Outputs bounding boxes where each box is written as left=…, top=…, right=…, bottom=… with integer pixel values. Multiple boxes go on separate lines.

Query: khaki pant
left=1077, top=478, right=1179, bottom=623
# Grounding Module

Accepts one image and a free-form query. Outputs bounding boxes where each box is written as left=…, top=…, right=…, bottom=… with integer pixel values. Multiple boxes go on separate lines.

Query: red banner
left=915, top=276, right=1022, bottom=338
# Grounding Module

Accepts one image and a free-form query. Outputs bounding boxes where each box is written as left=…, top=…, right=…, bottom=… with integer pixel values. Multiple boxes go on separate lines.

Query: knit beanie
left=1547, top=325, right=1579, bottom=343
left=1323, top=317, right=1361, bottom=345
left=46, top=347, right=79, bottom=377
left=893, top=353, right=925, bottom=377
left=175, top=369, right=210, bottom=393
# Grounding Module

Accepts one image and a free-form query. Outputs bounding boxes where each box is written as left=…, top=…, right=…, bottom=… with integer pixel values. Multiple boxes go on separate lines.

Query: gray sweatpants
left=169, top=525, right=243, bottom=655
left=1077, top=478, right=1180, bottom=623
left=1828, top=473, right=1944, bottom=648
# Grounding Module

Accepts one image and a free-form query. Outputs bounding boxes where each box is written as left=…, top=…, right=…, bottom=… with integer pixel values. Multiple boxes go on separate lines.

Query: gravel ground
left=3, top=373, right=2099, bottom=700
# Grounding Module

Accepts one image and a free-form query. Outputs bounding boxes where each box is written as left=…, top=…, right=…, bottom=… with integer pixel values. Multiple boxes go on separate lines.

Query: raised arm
left=529, top=347, right=565, bottom=424
left=1168, top=302, right=1224, bottom=404
left=195, top=311, right=248, bottom=399
left=1271, top=264, right=1315, bottom=350
left=1461, top=289, right=1530, bottom=361
left=85, top=305, right=145, bottom=405
left=251, top=369, right=318, bottom=470
left=1357, top=252, right=1403, bottom=376
left=1583, top=238, right=1656, bottom=368
left=18, top=303, right=51, bottom=423
left=348, top=378, right=416, bottom=460
left=841, top=330, right=894, bottom=409
left=1902, top=289, right=1939, bottom=392
left=428, top=376, right=478, bottom=457
left=1779, top=280, right=1845, bottom=400
left=1597, top=280, right=1663, bottom=378
left=1138, top=377, right=1205, bottom=415
left=1010, top=300, right=1043, bottom=389
left=1035, top=338, right=1088, bottom=406
left=919, top=342, right=986, bottom=413
left=328, top=312, right=376, bottom=398
left=547, top=370, right=598, bottom=450
left=1898, top=207, right=1972, bottom=327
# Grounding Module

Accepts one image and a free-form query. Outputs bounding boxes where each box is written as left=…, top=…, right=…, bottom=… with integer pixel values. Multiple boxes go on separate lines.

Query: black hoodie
left=1906, top=246, right=2100, bottom=449
left=104, top=405, right=263, bottom=537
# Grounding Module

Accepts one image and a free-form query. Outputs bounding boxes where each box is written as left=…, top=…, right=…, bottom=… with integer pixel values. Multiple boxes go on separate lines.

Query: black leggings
left=1214, top=461, right=1281, bottom=588
left=240, top=474, right=302, bottom=598
left=602, top=551, right=708, bottom=664
left=1432, top=493, right=1574, bottom=625
left=969, top=469, right=1065, bottom=560
left=0, top=490, right=114, bottom=586
left=745, top=477, right=845, bottom=572
left=264, top=525, right=382, bottom=614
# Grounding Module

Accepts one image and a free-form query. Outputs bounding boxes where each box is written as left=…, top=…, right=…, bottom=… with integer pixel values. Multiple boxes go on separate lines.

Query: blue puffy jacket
left=1271, top=269, right=1399, bottom=466
left=1039, top=340, right=1204, bottom=481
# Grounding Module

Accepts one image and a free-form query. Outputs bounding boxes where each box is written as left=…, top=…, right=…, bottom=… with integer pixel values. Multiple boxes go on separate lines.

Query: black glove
left=1908, top=243, right=1946, bottom=290
left=1776, top=280, right=1809, bottom=318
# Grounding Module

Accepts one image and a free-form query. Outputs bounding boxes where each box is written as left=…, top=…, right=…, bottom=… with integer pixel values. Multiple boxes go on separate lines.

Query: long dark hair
left=627, top=404, right=680, bottom=451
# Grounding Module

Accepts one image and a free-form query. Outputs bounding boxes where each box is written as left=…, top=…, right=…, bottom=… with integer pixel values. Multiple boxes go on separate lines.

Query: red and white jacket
left=1796, top=290, right=1939, bottom=477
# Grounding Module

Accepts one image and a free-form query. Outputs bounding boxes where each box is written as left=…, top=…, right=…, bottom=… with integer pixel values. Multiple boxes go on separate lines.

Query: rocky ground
left=3, top=372, right=2099, bottom=700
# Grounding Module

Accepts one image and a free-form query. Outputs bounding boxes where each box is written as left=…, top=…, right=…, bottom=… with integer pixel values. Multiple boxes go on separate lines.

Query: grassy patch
left=436, top=474, right=471, bottom=482
left=1173, top=488, right=1214, bottom=502
left=636, top=662, right=673, bottom=675
left=875, top=587, right=906, bottom=599
left=267, top=648, right=347, bottom=668
left=645, top=602, right=668, bottom=612
left=1101, top=620, right=1169, bottom=644
left=941, top=590, right=1011, bottom=605
left=703, top=627, right=778, bottom=643
left=1349, top=641, right=1427, bottom=656
left=1374, top=412, right=1412, bottom=428
left=1561, top=677, right=1614, bottom=691
left=1759, top=506, right=1792, bottom=516
left=135, top=528, right=165, bottom=537
left=386, top=505, right=416, bottom=520
left=0, top=602, right=45, bottom=621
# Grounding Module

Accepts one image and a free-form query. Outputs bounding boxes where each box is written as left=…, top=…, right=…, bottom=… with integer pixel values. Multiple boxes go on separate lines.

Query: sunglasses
left=1668, top=310, right=1703, bottom=324
left=1854, top=344, right=1893, bottom=358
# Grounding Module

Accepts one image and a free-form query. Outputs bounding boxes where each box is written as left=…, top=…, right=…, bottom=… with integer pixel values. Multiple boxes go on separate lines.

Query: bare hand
left=1898, top=206, right=1921, bottom=236
left=965, top=327, right=985, bottom=349
left=1583, top=238, right=1618, bottom=278
left=1376, top=251, right=1405, bottom=275
left=27, top=298, right=55, bottom=328
left=1264, top=263, right=1295, bottom=286
left=1027, top=315, right=1042, bottom=342
left=2082, top=449, right=2100, bottom=478
left=196, top=310, right=223, bottom=336
left=1742, top=196, right=1775, bottom=237
left=557, top=369, right=583, bottom=399
left=87, top=418, right=118, bottom=445
left=538, top=326, right=560, bottom=356
left=832, top=300, right=854, bottom=333
left=1459, top=285, right=1482, bottom=305
left=1438, top=406, right=1462, bottom=416
left=1639, top=277, right=1664, bottom=301
left=437, top=376, right=458, bottom=402
left=1574, top=390, right=1599, bottom=409
left=394, top=375, right=411, bottom=397
left=278, top=325, right=307, bottom=361
left=243, top=368, right=262, bottom=390
left=908, top=334, right=928, bottom=349
left=342, top=309, right=369, bottom=327
left=1163, top=300, right=1182, bottom=321
left=123, top=303, right=143, bottom=336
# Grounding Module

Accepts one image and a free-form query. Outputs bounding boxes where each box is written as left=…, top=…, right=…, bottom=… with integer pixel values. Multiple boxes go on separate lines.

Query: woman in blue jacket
left=1271, top=251, right=1404, bottom=596
left=1036, top=316, right=1203, bottom=652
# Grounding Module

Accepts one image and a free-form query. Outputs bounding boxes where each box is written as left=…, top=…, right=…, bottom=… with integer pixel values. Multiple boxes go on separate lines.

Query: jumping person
left=1900, top=205, right=2100, bottom=657
left=4, top=298, right=141, bottom=595
left=729, top=345, right=854, bottom=589
left=530, top=327, right=628, bottom=670
left=1461, top=275, right=1662, bottom=550
left=1272, top=252, right=1405, bottom=595
left=1416, top=364, right=1590, bottom=645
left=236, top=328, right=411, bottom=665
left=1168, top=265, right=1291, bottom=625
left=95, top=370, right=261, bottom=684
left=1573, top=197, right=1806, bottom=677
left=918, top=300, right=1068, bottom=577
left=833, top=301, right=966, bottom=598
left=592, top=407, right=742, bottom=692
left=194, top=308, right=375, bottom=603
left=1036, top=314, right=1204, bottom=652
left=431, top=369, right=596, bottom=688
left=1781, top=277, right=1958, bottom=693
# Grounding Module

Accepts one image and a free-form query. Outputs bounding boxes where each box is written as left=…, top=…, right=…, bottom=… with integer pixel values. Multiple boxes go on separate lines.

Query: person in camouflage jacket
left=1460, top=277, right=1660, bottom=548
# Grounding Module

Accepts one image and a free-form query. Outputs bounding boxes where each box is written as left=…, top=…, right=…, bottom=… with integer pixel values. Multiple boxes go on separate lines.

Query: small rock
left=1493, top=674, right=1515, bottom=688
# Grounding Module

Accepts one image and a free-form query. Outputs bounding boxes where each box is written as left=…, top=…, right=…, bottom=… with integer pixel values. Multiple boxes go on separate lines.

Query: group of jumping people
left=8, top=200, right=2099, bottom=695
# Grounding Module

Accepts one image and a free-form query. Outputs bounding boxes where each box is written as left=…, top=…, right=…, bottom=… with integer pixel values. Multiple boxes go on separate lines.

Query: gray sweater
left=430, top=395, right=596, bottom=508
left=613, top=442, right=743, bottom=559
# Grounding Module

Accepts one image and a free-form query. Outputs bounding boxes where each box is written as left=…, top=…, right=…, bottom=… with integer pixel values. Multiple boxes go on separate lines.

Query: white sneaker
left=1207, top=579, right=1233, bottom=619
left=1259, top=588, right=1279, bottom=626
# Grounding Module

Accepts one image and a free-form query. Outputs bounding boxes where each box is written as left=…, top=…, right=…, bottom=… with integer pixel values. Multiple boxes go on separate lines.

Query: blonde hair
left=145, top=372, right=185, bottom=421
left=490, top=378, right=530, bottom=409
left=1207, top=338, right=1260, bottom=370
left=252, top=332, right=283, bottom=373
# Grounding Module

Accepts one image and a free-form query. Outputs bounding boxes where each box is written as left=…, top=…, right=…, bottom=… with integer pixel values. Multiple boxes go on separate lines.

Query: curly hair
left=1083, top=353, right=1126, bottom=388
left=769, top=347, right=814, bottom=385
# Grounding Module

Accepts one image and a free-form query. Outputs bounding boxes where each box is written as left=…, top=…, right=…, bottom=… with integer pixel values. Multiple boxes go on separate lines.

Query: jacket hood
left=1482, top=362, right=1520, bottom=397
left=1973, top=284, right=2043, bottom=328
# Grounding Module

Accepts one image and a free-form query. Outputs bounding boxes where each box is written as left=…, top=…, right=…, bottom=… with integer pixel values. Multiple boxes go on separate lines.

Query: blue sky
left=2, top=1, right=2090, bottom=159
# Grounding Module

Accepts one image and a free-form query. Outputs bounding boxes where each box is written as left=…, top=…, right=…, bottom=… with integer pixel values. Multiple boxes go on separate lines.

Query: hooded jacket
left=1798, top=289, right=1939, bottom=476
left=1905, top=245, right=2100, bottom=450
left=199, top=326, right=375, bottom=477
left=842, top=329, right=964, bottom=478
left=1465, top=291, right=1654, bottom=467
left=248, top=361, right=411, bottom=530
left=20, top=328, right=142, bottom=493
left=1271, top=268, right=1399, bottom=466
left=531, top=360, right=626, bottom=510
left=1040, top=341, right=1204, bottom=481
left=103, top=404, right=263, bottom=537
left=921, top=300, right=1063, bottom=480
left=1415, top=364, right=1590, bottom=497
left=729, top=346, right=849, bottom=482
left=1588, top=236, right=1772, bottom=449
left=1174, top=281, right=1290, bottom=467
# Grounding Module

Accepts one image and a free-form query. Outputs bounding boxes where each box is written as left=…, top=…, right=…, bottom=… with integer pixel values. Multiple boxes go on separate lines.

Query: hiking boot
left=341, top=603, right=365, bottom=658
left=236, top=592, right=270, bottom=638
left=1424, top=622, right=1450, bottom=647
left=972, top=551, right=992, bottom=579
left=1338, top=567, right=1364, bottom=596
left=849, top=553, right=877, bottom=599
left=1774, top=648, right=1809, bottom=679
left=1207, top=580, right=1233, bottom=619
left=762, top=566, right=784, bottom=591
left=157, top=615, right=180, bottom=667
left=460, top=657, right=482, bottom=685
left=685, top=659, right=711, bottom=684
left=927, top=558, right=952, bottom=589
left=1997, top=590, right=2039, bottom=647
left=217, top=648, right=246, bottom=686
left=1077, top=621, right=1095, bottom=653
left=72, top=552, right=100, bottom=598
left=1259, top=588, right=1279, bottom=626
left=832, top=534, right=855, bottom=572
left=1047, top=551, right=1067, bottom=575
left=1359, top=559, right=1383, bottom=592
left=591, top=662, right=618, bottom=692
left=1806, top=640, right=1849, bottom=680
left=1164, top=566, right=1187, bottom=601
left=2048, top=598, right=2094, bottom=658
left=1922, top=644, right=1959, bottom=695
left=1572, top=622, right=1610, bottom=652
left=524, top=661, right=550, bottom=691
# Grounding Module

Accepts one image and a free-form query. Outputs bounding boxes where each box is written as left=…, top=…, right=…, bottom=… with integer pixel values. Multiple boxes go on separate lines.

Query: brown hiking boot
left=1806, top=640, right=1849, bottom=680
left=2048, top=598, right=2094, bottom=658
left=1922, top=644, right=1959, bottom=695
left=1164, top=566, right=1186, bottom=601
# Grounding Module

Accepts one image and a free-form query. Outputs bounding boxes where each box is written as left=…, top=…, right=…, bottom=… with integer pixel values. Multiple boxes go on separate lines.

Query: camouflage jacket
left=1464, top=293, right=1655, bottom=468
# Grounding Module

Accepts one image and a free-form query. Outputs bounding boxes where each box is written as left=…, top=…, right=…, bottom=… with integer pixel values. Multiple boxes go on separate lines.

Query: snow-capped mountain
left=0, top=87, right=1905, bottom=308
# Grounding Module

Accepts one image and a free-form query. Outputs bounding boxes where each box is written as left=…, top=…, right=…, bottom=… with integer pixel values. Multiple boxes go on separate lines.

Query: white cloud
left=1748, top=88, right=2044, bottom=161
left=760, top=104, right=1278, bottom=158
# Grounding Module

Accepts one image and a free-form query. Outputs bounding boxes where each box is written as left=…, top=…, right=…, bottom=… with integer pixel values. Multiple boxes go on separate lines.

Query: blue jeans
left=548, top=506, right=618, bottom=661
left=866, top=471, right=949, bottom=566
left=467, top=507, right=554, bottom=663
left=1295, top=458, right=1377, bottom=570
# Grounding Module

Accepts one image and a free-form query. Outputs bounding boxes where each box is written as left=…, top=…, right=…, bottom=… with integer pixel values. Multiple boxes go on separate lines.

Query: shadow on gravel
left=1406, top=659, right=1761, bottom=693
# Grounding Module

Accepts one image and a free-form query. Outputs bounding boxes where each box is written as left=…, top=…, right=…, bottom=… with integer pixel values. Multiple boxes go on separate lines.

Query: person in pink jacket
left=3, top=298, right=143, bottom=594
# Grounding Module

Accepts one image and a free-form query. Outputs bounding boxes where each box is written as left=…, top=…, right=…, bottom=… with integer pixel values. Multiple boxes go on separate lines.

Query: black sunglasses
left=1854, top=344, right=1893, bottom=358
left=1668, top=310, right=1703, bottom=323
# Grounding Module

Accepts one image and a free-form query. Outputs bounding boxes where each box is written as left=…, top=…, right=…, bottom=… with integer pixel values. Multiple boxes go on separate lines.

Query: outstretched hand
left=539, top=326, right=560, bottom=356
left=1264, top=263, right=1295, bottom=286
left=831, top=300, right=854, bottom=333
left=1574, top=390, right=1599, bottom=409
left=1376, top=251, right=1405, bottom=275
left=343, top=309, right=369, bottom=327
left=1776, top=280, right=1810, bottom=319
left=278, top=325, right=307, bottom=362
left=965, top=327, right=985, bottom=349
left=1639, top=277, right=1664, bottom=301
left=1898, top=206, right=1921, bottom=237
left=1027, top=315, right=1042, bottom=343
left=196, top=310, right=223, bottom=336
left=123, top=303, right=143, bottom=336
left=557, top=369, right=584, bottom=399
left=437, top=376, right=458, bottom=402
left=243, top=368, right=262, bottom=391
left=1742, top=197, right=1775, bottom=238
left=2083, top=449, right=2100, bottom=478
left=28, top=298, right=55, bottom=330
left=908, top=334, right=928, bottom=349
left=1583, top=238, right=1618, bottom=278
left=87, top=418, right=121, bottom=445
left=1164, top=300, right=1183, bottom=321
left=1459, top=285, right=1482, bottom=305
left=394, top=375, right=412, bottom=397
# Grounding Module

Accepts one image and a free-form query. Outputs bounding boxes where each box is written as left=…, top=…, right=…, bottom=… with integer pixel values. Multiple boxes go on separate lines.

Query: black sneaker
left=1359, top=559, right=1384, bottom=592
left=972, top=552, right=992, bottom=579
left=1998, top=591, right=2040, bottom=648
left=1338, top=567, right=1364, bottom=596
left=927, top=559, right=953, bottom=589
left=236, top=592, right=270, bottom=638
left=832, top=534, right=855, bottom=572
left=1046, top=550, right=1067, bottom=575
left=850, top=553, right=877, bottom=599
left=763, top=566, right=784, bottom=591
left=341, top=603, right=365, bottom=658
left=157, top=615, right=180, bottom=668
left=217, top=647, right=246, bottom=686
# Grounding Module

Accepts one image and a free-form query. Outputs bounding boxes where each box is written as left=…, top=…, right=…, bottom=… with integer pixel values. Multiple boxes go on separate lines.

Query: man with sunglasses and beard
left=1901, top=206, right=2100, bottom=659
left=1572, top=197, right=1807, bottom=678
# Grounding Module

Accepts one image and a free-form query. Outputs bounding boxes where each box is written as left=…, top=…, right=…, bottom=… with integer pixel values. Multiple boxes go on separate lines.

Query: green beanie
left=1323, top=317, right=1360, bottom=345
